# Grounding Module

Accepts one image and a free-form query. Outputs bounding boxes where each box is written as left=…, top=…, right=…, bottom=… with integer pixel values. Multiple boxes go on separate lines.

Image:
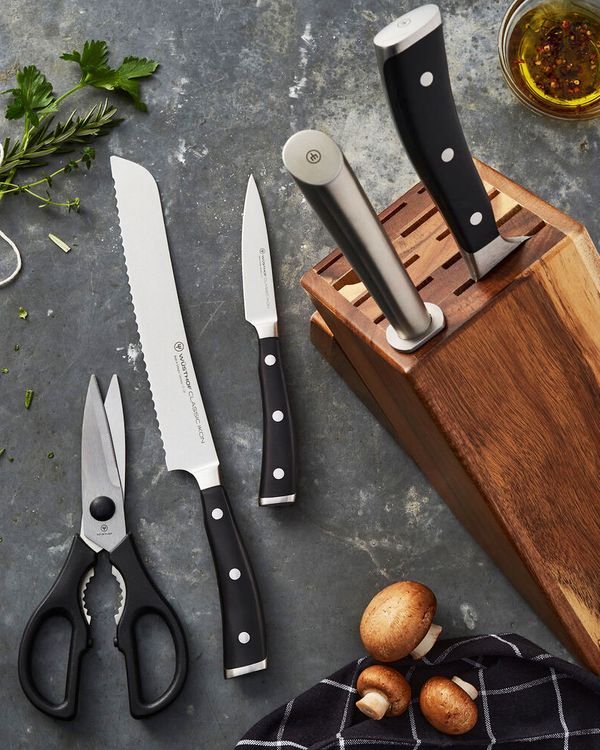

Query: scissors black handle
left=18, top=535, right=97, bottom=720
left=109, top=533, right=188, bottom=719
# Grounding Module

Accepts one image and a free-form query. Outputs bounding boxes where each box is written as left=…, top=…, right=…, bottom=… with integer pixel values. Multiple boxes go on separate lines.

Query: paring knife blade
left=242, top=175, right=296, bottom=505
left=373, top=4, right=529, bottom=280
left=111, top=156, right=266, bottom=678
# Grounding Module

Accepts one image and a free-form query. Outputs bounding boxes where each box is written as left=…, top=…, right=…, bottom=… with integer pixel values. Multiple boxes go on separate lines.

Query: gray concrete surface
left=0, top=0, right=597, bottom=747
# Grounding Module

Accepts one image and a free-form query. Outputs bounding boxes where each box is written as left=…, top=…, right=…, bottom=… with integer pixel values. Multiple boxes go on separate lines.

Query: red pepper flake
left=509, top=4, right=600, bottom=109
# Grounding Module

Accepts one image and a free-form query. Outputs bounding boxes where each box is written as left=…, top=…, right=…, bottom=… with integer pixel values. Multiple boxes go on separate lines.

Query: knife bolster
left=302, top=158, right=600, bottom=675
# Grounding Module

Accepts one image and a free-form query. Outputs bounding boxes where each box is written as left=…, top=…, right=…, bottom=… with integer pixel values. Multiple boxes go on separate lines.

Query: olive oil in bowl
left=500, top=0, right=600, bottom=118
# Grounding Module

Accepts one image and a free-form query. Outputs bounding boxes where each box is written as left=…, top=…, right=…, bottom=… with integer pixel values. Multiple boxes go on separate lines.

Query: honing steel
left=374, top=4, right=529, bottom=280
left=111, top=156, right=267, bottom=678
left=18, top=375, right=188, bottom=719
left=282, top=129, right=445, bottom=352
left=242, top=175, right=296, bottom=506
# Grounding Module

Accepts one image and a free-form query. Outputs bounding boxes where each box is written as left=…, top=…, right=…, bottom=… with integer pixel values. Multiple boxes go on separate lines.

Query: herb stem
left=0, top=155, right=87, bottom=194
left=22, top=187, right=77, bottom=209
left=53, top=82, right=85, bottom=108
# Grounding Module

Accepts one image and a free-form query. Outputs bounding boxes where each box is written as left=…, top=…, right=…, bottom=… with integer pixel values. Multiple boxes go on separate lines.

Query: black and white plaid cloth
left=237, top=634, right=600, bottom=749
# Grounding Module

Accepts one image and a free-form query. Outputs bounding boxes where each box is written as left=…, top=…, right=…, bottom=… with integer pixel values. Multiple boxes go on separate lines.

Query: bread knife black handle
left=200, top=484, right=267, bottom=677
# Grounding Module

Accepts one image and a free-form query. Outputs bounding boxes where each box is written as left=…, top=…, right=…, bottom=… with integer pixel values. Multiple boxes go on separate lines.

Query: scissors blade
left=103, top=374, right=126, bottom=495
left=80, top=374, right=127, bottom=552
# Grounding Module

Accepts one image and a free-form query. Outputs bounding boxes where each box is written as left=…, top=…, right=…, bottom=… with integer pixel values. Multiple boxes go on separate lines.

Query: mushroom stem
left=410, top=623, right=442, bottom=659
left=451, top=676, right=478, bottom=701
left=356, top=690, right=390, bottom=720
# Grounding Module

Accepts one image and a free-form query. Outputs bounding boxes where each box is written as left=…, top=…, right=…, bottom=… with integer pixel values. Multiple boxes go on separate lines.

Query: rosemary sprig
left=0, top=100, right=120, bottom=178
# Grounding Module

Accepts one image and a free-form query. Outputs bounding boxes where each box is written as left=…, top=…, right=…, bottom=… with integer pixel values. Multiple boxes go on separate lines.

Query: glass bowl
left=499, top=0, right=600, bottom=119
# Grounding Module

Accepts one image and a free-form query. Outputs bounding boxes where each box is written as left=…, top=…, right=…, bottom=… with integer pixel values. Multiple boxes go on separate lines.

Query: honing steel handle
left=374, top=4, right=500, bottom=257
left=198, top=483, right=267, bottom=677
left=109, top=533, right=188, bottom=718
left=258, top=336, right=296, bottom=505
left=282, top=129, right=444, bottom=352
left=18, top=535, right=97, bottom=720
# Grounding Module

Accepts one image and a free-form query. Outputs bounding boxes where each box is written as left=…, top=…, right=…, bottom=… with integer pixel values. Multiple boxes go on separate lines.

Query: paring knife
left=282, top=129, right=445, bottom=352
left=242, top=175, right=296, bottom=506
left=374, top=4, right=529, bottom=280
left=110, top=156, right=266, bottom=678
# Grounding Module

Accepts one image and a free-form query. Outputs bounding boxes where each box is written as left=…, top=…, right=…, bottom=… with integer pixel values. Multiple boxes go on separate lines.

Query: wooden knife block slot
left=301, top=159, right=600, bottom=673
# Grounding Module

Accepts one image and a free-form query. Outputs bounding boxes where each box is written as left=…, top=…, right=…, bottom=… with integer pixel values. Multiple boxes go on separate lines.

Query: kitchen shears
left=18, top=374, right=188, bottom=719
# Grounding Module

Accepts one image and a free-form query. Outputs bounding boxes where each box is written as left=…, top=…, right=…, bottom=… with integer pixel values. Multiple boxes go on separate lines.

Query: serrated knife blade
left=110, top=156, right=219, bottom=488
left=111, top=155, right=267, bottom=678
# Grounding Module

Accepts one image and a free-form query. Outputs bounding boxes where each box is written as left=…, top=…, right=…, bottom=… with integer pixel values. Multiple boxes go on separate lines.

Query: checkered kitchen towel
left=237, top=634, right=600, bottom=749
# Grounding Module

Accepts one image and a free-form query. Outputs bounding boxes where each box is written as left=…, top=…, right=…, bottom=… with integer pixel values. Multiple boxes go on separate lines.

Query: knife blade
left=110, top=155, right=266, bottom=678
left=373, top=4, right=529, bottom=280
left=242, top=175, right=296, bottom=506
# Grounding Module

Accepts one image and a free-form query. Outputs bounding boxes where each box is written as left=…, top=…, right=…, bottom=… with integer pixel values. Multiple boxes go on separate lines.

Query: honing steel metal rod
left=282, top=129, right=445, bottom=352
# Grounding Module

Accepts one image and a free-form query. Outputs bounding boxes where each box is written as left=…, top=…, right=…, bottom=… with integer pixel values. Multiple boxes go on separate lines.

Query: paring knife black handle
left=200, top=484, right=267, bottom=676
left=109, top=533, right=188, bottom=719
left=381, top=23, right=499, bottom=254
left=18, top=535, right=96, bottom=720
left=258, top=337, right=296, bottom=505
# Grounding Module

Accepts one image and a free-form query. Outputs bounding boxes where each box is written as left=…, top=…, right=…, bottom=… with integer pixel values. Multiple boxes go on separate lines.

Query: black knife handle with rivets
left=378, top=15, right=499, bottom=255
left=257, top=337, right=296, bottom=505
left=200, top=484, right=267, bottom=677
left=18, top=535, right=97, bottom=720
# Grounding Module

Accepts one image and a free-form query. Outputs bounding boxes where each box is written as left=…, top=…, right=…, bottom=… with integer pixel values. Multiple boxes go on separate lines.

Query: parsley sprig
left=0, top=41, right=158, bottom=211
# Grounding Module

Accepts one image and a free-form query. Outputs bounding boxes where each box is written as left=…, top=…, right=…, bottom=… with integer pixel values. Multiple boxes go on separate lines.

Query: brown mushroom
left=356, top=665, right=411, bottom=720
left=360, top=581, right=442, bottom=661
left=419, top=676, right=478, bottom=735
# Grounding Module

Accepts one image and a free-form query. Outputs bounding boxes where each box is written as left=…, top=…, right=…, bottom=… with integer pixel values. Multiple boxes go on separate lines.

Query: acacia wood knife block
left=301, top=159, right=600, bottom=673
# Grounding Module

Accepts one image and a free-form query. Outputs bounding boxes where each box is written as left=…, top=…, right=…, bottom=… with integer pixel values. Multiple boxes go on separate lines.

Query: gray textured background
left=0, top=1, right=596, bottom=748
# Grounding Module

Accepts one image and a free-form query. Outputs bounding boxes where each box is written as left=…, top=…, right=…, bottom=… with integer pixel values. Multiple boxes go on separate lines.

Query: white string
left=0, top=143, right=24, bottom=287
left=0, top=228, right=22, bottom=287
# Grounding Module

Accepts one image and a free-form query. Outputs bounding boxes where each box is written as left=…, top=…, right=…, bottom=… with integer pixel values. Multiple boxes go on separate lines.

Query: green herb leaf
left=103, top=57, right=159, bottom=110
left=1, top=368, right=8, bottom=374
left=24, top=389, right=34, bottom=409
left=3, top=66, right=57, bottom=125
left=61, top=41, right=159, bottom=110
left=47, top=451, right=54, bottom=459
left=61, top=40, right=110, bottom=77
left=14, top=344, right=20, bottom=352
left=18, top=306, right=28, bottom=319
left=0, top=448, right=5, bottom=458
left=81, top=146, right=95, bottom=168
